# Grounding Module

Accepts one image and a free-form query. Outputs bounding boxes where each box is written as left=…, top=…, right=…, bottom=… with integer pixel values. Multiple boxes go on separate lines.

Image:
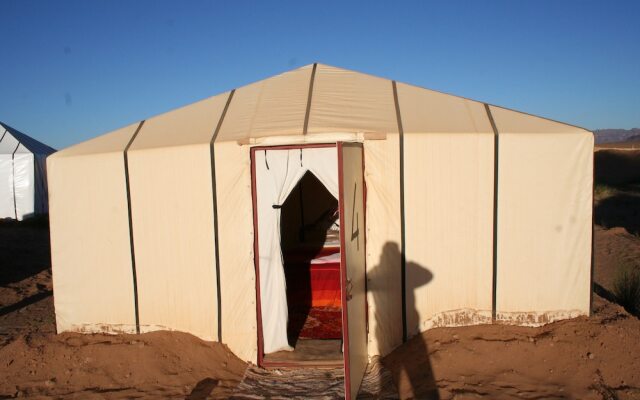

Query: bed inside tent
left=253, top=146, right=344, bottom=366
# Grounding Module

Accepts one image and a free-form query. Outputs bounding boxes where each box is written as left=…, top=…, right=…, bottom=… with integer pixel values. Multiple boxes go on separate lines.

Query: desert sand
left=384, top=295, right=640, bottom=399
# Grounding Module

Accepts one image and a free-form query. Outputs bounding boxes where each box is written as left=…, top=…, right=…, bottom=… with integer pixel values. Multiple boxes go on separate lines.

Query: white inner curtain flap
left=255, top=146, right=338, bottom=354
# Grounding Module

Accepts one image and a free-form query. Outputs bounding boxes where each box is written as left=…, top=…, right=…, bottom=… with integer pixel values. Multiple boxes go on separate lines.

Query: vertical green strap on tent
left=11, top=142, right=21, bottom=219
left=302, top=63, right=318, bottom=135
left=210, top=89, right=235, bottom=342
left=124, top=120, right=145, bottom=334
left=589, top=145, right=595, bottom=316
left=392, top=80, right=408, bottom=342
left=484, top=103, right=500, bottom=321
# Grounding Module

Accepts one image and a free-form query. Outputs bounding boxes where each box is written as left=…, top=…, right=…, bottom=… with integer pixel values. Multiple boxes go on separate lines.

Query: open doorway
left=251, top=144, right=345, bottom=367
left=265, top=171, right=343, bottom=365
left=252, top=143, right=367, bottom=397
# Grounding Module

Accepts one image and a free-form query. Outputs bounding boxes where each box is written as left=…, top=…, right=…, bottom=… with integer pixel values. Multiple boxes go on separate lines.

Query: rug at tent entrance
left=289, top=307, right=342, bottom=340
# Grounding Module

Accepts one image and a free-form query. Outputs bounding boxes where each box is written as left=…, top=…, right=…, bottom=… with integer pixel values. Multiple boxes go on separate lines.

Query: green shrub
left=613, top=262, right=640, bottom=315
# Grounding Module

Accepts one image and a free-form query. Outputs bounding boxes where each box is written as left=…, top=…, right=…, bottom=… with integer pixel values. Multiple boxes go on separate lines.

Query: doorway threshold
left=262, top=339, right=344, bottom=368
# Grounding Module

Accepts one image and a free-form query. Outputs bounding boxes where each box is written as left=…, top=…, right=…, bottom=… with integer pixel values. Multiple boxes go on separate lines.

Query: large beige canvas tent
left=48, top=63, right=593, bottom=398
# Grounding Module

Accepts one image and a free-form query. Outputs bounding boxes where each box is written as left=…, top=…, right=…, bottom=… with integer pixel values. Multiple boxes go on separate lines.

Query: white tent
left=0, top=121, right=55, bottom=220
left=48, top=64, right=593, bottom=399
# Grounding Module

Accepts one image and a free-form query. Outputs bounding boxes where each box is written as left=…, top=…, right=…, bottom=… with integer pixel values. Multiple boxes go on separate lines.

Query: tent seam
left=302, top=63, right=318, bottom=135
left=210, top=89, right=236, bottom=342
left=589, top=147, right=595, bottom=316
left=484, top=104, right=500, bottom=321
left=392, top=80, right=408, bottom=343
left=11, top=142, right=20, bottom=219
left=124, top=120, right=146, bottom=334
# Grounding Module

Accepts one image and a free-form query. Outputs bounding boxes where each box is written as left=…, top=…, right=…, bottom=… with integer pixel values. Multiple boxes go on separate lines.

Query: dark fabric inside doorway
left=280, top=171, right=342, bottom=347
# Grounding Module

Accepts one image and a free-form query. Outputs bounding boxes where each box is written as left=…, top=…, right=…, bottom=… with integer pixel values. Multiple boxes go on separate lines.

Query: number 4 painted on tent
left=350, top=181, right=359, bottom=250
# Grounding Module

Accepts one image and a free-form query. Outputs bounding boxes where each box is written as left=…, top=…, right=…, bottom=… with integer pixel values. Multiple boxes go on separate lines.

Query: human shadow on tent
left=369, top=242, right=439, bottom=399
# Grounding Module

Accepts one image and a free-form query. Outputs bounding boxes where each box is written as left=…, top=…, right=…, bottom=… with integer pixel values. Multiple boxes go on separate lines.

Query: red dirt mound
left=384, top=296, right=640, bottom=400
left=0, top=330, right=247, bottom=399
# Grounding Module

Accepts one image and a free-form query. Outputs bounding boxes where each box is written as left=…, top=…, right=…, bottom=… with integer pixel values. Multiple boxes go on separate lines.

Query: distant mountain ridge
left=594, top=128, right=640, bottom=144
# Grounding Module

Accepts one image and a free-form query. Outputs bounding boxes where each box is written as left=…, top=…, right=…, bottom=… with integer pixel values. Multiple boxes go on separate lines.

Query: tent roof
left=53, top=63, right=591, bottom=157
left=0, top=121, right=56, bottom=155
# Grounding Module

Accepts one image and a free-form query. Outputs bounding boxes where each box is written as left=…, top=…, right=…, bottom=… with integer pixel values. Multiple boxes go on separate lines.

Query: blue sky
left=1, top=0, right=639, bottom=149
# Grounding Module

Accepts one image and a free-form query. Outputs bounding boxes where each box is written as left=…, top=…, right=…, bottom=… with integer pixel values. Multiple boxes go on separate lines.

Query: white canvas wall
left=213, top=141, right=258, bottom=363
left=13, top=153, right=35, bottom=220
left=491, top=106, right=593, bottom=323
left=128, top=144, right=219, bottom=340
left=403, top=133, right=495, bottom=335
left=363, top=134, right=403, bottom=357
left=0, top=154, right=14, bottom=218
left=0, top=136, right=35, bottom=220
left=125, top=93, right=228, bottom=340
left=48, top=124, right=139, bottom=334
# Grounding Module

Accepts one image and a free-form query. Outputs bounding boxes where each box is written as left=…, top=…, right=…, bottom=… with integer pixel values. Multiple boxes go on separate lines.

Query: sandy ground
left=0, top=331, right=246, bottom=399
left=1, top=152, right=639, bottom=399
left=384, top=296, right=640, bottom=400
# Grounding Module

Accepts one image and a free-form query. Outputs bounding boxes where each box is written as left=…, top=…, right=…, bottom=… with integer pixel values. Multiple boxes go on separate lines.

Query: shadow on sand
left=0, top=217, right=51, bottom=286
left=369, top=242, right=439, bottom=399
left=185, top=378, right=219, bottom=400
left=594, top=191, right=640, bottom=236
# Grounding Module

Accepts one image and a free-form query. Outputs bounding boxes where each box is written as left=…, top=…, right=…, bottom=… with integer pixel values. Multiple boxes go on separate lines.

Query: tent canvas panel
left=55, top=123, right=139, bottom=157
left=363, top=134, right=403, bottom=357
left=496, top=132, right=593, bottom=322
left=308, top=64, right=397, bottom=135
left=13, top=153, right=35, bottom=220
left=127, top=143, right=219, bottom=340
left=403, top=132, right=495, bottom=335
left=0, top=154, right=15, bottom=218
left=129, top=94, right=229, bottom=150
left=489, top=105, right=586, bottom=134
left=48, top=152, right=137, bottom=333
left=217, top=66, right=312, bottom=142
left=0, top=129, right=21, bottom=153
left=214, top=141, right=258, bottom=363
left=33, top=154, right=49, bottom=214
left=396, top=82, right=492, bottom=134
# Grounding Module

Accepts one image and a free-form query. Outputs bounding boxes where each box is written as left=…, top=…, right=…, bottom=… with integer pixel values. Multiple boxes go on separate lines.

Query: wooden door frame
left=250, top=142, right=342, bottom=368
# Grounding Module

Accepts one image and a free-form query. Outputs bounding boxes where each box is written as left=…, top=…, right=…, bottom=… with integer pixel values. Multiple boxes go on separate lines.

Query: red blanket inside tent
left=285, top=247, right=342, bottom=339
